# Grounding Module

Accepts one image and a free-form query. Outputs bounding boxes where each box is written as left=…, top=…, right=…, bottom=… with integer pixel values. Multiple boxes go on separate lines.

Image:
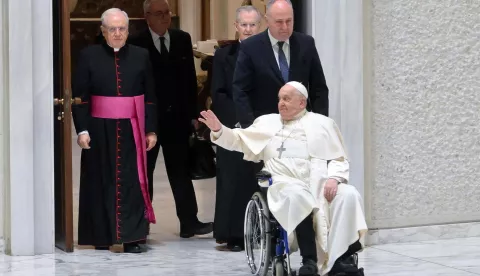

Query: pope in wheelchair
left=199, top=81, right=368, bottom=276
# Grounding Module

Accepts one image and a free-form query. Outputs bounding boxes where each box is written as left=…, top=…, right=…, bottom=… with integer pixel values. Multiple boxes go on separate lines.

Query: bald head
left=265, top=0, right=294, bottom=41
left=266, top=0, right=293, bottom=15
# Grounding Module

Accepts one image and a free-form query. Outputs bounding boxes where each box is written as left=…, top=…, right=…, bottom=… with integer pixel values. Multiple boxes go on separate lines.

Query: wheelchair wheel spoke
left=244, top=193, right=271, bottom=276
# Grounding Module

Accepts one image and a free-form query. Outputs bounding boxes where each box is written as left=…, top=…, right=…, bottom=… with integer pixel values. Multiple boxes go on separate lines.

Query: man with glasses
left=233, top=0, right=330, bottom=129
left=129, top=0, right=213, bottom=239
left=211, top=5, right=262, bottom=252
left=72, top=8, right=157, bottom=253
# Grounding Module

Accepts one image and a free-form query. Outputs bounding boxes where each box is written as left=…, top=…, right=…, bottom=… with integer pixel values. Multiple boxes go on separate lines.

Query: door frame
left=53, top=0, right=74, bottom=252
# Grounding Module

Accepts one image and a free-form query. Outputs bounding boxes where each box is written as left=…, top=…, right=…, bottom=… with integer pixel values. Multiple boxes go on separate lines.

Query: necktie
left=159, top=37, right=168, bottom=60
left=277, top=41, right=289, bottom=82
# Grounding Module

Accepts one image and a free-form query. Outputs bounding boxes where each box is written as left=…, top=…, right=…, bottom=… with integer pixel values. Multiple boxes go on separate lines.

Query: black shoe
left=226, top=238, right=244, bottom=252
left=298, top=259, right=318, bottom=276
left=94, top=246, right=110, bottom=250
left=330, top=253, right=364, bottom=276
left=180, top=221, right=213, bottom=238
left=123, top=242, right=144, bottom=253
left=227, top=243, right=244, bottom=252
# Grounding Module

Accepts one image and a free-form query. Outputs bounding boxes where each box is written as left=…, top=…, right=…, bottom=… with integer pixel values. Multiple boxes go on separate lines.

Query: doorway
left=53, top=0, right=74, bottom=252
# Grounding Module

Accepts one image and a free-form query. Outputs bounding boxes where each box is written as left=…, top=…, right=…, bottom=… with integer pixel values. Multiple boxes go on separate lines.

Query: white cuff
left=211, top=127, right=223, bottom=139
left=78, top=130, right=89, bottom=136
left=329, top=176, right=345, bottom=184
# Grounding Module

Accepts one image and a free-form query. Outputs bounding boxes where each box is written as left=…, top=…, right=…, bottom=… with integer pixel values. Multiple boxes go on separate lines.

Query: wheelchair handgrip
left=256, top=170, right=272, bottom=180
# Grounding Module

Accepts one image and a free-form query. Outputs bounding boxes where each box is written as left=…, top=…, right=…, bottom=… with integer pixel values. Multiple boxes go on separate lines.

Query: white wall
left=0, top=0, right=55, bottom=255
left=0, top=0, right=6, bottom=253
left=368, top=0, right=480, bottom=229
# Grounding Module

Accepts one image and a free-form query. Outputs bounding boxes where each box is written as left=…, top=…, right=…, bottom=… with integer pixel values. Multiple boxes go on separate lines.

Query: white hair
left=101, top=8, right=129, bottom=26
left=143, top=0, right=169, bottom=13
left=236, top=6, right=262, bottom=22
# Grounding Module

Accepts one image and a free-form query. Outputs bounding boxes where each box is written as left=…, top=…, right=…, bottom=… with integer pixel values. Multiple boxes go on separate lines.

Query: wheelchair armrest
left=256, top=170, right=272, bottom=181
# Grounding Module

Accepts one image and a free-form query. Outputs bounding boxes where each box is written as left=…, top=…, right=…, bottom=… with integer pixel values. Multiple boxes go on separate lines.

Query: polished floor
left=0, top=138, right=479, bottom=275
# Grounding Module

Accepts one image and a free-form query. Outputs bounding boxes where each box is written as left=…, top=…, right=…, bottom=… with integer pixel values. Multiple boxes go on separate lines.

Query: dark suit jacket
left=232, top=30, right=329, bottom=127
left=128, top=28, right=198, bottom=138
left=211, top=42, right=240, bottom=128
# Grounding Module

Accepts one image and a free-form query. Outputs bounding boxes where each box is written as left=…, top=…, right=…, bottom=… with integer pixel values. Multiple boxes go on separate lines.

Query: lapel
left=225, top=43, right=239, bottom=70
left=288, top=33, right=301, bottom=81
left=261, top=30, right=284, bottom=82
left=137, top=29, right=161, bottom=58
left=166, top=28, right=179, bottom=61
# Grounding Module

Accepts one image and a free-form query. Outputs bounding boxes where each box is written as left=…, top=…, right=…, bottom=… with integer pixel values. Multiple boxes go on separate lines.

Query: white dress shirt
left=268, top=29, right=290, bottom=67
left=149, top=28, right=170, bottom=53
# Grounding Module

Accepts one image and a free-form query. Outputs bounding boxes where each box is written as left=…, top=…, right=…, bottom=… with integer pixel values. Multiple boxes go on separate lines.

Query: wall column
left=178, top=0, right=202, bottom=43
left=0, top=0, right=55, bottom=255
left=308, top=0, right=366, bottom=200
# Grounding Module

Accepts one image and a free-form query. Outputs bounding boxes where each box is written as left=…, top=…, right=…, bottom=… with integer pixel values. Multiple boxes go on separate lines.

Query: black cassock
left=72, top=43, right=157, bottom=246
left=211, top=43, right=259, bottom=246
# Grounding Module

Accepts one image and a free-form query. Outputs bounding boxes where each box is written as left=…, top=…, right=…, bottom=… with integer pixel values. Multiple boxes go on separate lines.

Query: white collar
left=149, top=28, right=170, bottom=42
left=268, top=29, right=289, bottom=47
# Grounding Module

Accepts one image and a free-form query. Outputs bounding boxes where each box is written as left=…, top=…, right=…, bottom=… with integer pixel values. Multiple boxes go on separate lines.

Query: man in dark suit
left=128, top=0, right=213, bottom=238
left=211, top=5, right=262, bottom=252
left=233, top=0, right=329, bottom=128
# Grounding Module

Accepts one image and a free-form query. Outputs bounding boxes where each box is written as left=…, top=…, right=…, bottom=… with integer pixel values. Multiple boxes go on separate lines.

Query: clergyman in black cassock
left=210, top=5, right=262, bottom=252
left=128, top=0, right=213, bottom=238
left=72, top=8, right=157, bottom=253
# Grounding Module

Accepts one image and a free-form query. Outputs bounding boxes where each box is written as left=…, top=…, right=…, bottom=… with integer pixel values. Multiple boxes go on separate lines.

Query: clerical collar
left=105, top=41, right=125, bottom=52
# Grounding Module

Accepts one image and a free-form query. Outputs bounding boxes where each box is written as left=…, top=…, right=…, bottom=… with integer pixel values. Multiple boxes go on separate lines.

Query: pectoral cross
left=276, top=142, right=286, bottom=158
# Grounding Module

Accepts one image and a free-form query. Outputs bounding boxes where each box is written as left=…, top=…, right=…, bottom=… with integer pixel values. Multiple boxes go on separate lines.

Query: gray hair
left=266, top=0, right=293, bottom=14
left=143, top=0, right=169, bottom=13
left=101, top=8, right=129, bottom=26
left=236, top=5, right=262, bottom=22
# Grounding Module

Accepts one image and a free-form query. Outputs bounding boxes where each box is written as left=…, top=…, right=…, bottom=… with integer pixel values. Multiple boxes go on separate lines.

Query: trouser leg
left=161, top=137, right=199, bottom=225
left=295, top=213, right=317, bottom=263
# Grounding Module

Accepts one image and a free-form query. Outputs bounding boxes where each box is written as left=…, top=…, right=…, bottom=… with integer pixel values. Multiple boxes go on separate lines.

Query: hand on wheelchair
left=324, top=178, right=339, bottom=202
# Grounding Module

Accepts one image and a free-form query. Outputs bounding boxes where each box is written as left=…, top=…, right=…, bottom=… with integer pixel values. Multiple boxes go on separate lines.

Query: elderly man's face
left=145, top=0, right=171, bottom=36
left=101, top=12, right=129, bottom=49
left=235, top=11, right=261, bottom=41
left=266, top=0, right=294, bottom=42
left=278, top=84, right=306, bottom=120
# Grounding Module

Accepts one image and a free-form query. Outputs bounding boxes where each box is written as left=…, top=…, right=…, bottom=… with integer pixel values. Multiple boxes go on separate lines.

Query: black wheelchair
left=244, top=170, right=297, bottom=276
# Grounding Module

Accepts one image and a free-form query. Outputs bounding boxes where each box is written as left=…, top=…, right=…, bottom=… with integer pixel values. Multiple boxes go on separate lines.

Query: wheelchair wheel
left=244, top=192, right=272, bottom=276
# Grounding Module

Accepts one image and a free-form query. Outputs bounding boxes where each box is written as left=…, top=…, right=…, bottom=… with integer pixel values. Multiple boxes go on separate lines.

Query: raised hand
left=198, top=110, right=222, bottom=132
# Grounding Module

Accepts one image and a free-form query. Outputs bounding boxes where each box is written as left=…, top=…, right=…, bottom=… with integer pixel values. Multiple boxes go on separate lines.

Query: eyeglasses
left=103, top=26, right=128, bottom=33
left=146, top=10, right=171, bottom=19
left=237, top=22, right=259, bottom=29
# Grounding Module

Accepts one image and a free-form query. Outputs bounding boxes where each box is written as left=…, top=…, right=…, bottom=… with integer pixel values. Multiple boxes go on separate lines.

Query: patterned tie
left=277, top=41, right=289, bottom=82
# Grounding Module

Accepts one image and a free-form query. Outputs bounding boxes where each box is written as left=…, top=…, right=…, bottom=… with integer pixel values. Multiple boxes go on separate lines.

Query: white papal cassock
left=211, top=110, right=368, bottom=275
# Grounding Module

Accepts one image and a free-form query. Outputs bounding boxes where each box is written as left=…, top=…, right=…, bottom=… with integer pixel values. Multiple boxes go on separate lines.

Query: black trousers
left=296, top=213, right=317, bottom=262
left=296, top=214, right=362, bottom=265
left=146, top=129, right=199, bottom=226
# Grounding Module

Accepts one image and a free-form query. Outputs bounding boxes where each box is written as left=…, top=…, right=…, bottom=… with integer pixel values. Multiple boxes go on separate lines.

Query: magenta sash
left=90, top=95, right=156, bottom=224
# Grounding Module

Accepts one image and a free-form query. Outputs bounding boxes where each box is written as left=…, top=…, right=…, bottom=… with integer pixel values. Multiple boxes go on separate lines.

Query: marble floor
left=1, top=137, right=480, bottom=275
